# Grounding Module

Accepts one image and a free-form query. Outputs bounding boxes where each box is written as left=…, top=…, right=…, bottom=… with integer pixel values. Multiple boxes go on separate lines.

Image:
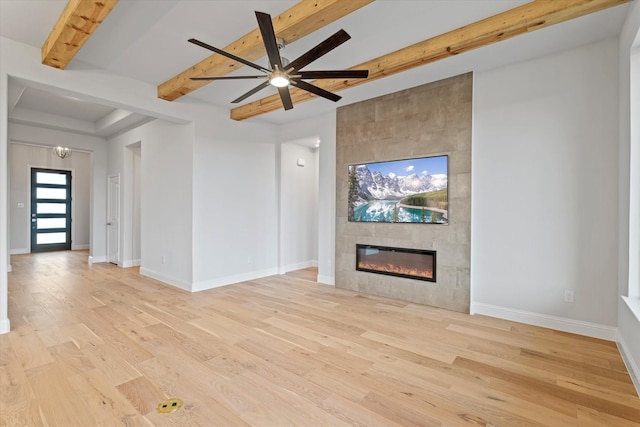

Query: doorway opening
left=279, top=137, right=320, bottom=282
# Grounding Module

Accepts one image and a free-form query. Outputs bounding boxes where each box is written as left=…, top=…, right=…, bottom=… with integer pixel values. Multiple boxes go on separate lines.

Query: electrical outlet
left=564, top=290, right=574, bottom=303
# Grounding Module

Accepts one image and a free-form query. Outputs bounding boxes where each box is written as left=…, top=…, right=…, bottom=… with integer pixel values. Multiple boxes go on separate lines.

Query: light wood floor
left=285, top=267, right=318, bottom=282
left=2, top=251, right=639, bottom=426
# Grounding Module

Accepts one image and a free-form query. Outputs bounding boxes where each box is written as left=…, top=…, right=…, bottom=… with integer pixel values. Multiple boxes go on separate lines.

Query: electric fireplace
left=356, top=244, right=436, bottom=282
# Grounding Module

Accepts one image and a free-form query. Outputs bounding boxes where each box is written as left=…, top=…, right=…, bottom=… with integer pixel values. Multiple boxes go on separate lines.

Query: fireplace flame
left=358, top=261, right=433, bottom=279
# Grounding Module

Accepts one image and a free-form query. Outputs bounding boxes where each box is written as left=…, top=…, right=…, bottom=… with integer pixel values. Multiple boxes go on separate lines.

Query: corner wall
left=335, top=73, right=472, bottom=312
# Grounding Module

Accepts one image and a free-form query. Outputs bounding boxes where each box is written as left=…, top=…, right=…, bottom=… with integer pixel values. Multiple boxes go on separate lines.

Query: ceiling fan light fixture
left=186, top=12, right=368, bottom=111
left=269, top=70, right=290, bottom=88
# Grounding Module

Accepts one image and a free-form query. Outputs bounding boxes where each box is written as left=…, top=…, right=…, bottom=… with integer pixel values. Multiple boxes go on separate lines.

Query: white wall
left=278, top=112, right=337, bottom=285
left=8, top=124, right=107, bottom=261
left=141, top=120, right=194, bottom=289
left=191, top=137, right=279, bottom=290
left=280, top=142, right=318, bottom=272
left=472, top=38, right=620, bottom=337
left=9, top=142, right=91, bottom=252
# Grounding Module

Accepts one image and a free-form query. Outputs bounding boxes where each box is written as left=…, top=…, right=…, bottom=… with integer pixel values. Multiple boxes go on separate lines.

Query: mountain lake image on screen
left=348, top=155, right=448, bottom=224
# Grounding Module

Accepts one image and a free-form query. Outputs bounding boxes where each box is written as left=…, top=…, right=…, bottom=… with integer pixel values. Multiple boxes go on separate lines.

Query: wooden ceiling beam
left=157, top=0, right=374, bottom=102
left=42, top=0, right=119, bottom=69
left=230, top=0, right=628, bottom=121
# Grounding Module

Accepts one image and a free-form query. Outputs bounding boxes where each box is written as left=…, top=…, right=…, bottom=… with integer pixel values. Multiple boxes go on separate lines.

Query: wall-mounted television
left=348, top=155, right=448, bottom=224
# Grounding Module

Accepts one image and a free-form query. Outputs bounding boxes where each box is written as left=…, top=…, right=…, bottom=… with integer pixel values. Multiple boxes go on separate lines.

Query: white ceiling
left=0, top=0, right=631, bottom=132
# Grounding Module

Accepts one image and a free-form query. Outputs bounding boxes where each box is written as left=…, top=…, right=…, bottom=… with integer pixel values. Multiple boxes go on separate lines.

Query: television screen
left=348, top=155, right=448, bottom=224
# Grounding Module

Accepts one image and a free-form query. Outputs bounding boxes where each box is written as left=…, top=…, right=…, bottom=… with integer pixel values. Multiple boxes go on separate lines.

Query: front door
left=30, top=168, right=72, bottom=252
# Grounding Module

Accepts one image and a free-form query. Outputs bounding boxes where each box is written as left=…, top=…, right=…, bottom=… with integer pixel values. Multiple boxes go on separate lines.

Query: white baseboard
left=121, top=259, right=141, bottom=268
left=139, top=267, right=192, bottom=292
left=0, top=318, right=10, bottom=334
left=192, top=267, right=279, bottom=292
left=317, top=274, right=335, bottom=286
left=10, top=248, right=28, bottom=255
left=616, top=330, right=640, bottom=397
left=72, top=244, right=90, bottom=250
left=470, top=302, right=617, bottom=341
left=88, top=255, right=107, bottom=264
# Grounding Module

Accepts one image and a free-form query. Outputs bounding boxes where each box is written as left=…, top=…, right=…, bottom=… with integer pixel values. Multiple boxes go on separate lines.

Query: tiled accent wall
left=335, top=73, right=472, bottom=312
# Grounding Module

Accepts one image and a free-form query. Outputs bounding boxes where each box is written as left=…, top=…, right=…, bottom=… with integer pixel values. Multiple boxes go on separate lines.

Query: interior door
left=107, top=175, right=120, bottom=265
left=30, top=168, right=72, bottom=252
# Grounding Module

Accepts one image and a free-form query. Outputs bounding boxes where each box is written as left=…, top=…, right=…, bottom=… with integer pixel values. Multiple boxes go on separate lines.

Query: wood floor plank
left=67, top=368, right=147, bottom=427
left=237, top=369, right=353, bottom=427
left=47, top=341, right=96, bottom=374
left=454, top=356, right=640, bottom=423
left=0, top=336, right=45, bottom=427
left=61, top=322, right=143, bottom=386
left=136, top=347, right=249, bottom=426
left=25, top=363, right=98, bottom=426
left=519, top=347, right=639, bottom=394
left=7, top=325, right=56, bottom=371
left=319, top=393, right=408, bottom=427
left=145, top=323, right=216, bottom=363
left=116, top=375, right=168, bottom=416
left=2, top=250, right=639, bottom=426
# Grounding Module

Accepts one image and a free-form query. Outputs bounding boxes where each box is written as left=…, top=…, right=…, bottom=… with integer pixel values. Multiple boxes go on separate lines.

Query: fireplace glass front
left=356, top=244, right=436, bottom=282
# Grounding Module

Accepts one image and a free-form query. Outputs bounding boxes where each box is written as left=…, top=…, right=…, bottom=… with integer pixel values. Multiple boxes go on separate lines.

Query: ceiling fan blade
left=286, top=30, right=351, bottom=72
left=190, top=75, right=267, bottom=81
left=298, top=70, right=369, bottom=79
left=231, top=80, right=271, bottom=104
left=188, top=38, right=270, bottom=73
left=255, top=12, right=282, bottom=69
left=278, top=86, right=294, bottom=110
left=292, top=80, right=341, bottom=102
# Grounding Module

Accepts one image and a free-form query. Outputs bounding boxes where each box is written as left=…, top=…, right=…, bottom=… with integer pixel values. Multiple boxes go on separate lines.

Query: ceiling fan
left=188, top=11, right=369, bottom=111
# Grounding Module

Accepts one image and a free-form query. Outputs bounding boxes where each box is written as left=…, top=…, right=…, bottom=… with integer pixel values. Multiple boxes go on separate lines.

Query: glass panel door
left=31, top=168, right=72, bottom=252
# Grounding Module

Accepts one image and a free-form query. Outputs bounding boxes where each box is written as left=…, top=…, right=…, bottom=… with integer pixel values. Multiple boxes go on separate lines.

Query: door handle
left=106, top=222, right=112, bottom=226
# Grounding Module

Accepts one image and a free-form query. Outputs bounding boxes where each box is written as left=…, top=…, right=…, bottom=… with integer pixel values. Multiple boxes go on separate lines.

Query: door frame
left=30, top=168, right=72, bottom=252
left=107, top=174, right=120, bottom=265
left=27, top=164, right=76, bottom=253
